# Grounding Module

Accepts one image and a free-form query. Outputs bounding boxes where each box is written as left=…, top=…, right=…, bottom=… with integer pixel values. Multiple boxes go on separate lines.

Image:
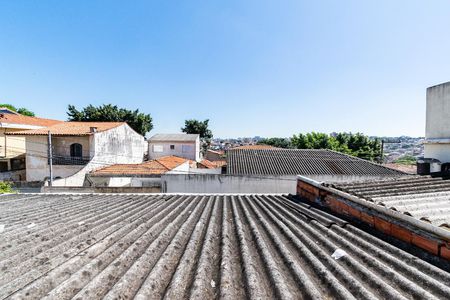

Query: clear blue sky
left=1, top=1, right=450, bottom=138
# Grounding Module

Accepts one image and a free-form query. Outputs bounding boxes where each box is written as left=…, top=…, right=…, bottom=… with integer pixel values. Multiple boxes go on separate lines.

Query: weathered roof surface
left=233, top=144, right=278, bottom=150
left=227, top=148, right=405, bottom=176
left=7, top=122, right=124, bottom=136
left=91, top=156, right=188, bottom=176
left=0, top=113, right=62, bottom=128
left=197, top=159, right=226, bottom=169
left=149, top=133, right=199, bottom=142
left=1, top=193, right=449, bottom=299
left=328, top=176, right=450, bottom=229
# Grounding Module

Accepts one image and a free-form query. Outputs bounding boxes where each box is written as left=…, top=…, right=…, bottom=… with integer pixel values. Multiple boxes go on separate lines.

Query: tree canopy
left=67, top=104, right=153, bottom=136
left=292, top=132, right=382, bottom=161
left=257, top=137, right=292, bottom=149
left=0, top=103, right=35, bottom=116
left=259, top=132, right=382, bottom=161
left=181, top=119, right=213, bottom=139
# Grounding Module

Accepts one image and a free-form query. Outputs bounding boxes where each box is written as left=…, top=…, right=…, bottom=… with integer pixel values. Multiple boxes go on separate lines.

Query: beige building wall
left=0, top=128, right=27, bottom=158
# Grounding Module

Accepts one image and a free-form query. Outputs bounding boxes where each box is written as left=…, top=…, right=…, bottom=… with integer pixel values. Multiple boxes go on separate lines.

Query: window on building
left=170, top=145, right=175, bottom=150
left=182, top=145, right=192, bottom=153
left=153, top=145, right=164, bottom=152
left=70, top=143, right=83, bottom=157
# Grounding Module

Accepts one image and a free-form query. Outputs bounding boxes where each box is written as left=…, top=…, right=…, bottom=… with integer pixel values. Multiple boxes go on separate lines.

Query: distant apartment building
left=148, top=134, right=200, bottom=161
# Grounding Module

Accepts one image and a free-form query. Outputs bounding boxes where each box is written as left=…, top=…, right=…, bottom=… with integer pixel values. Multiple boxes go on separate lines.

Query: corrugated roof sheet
left=328, top=176, right=450, bottom=229
left=149, top=133, right=199, bottom=142
left=6, top=122, right=125, bottom=136
left=233, top=144, right=278, bottom=150
left=0, top=113, right=62, bottom=128
left=227, top=148, right=405, bottom=176
left=91, top=156, right=188, bottom=176
left=1, top=193, right=449, bottom=299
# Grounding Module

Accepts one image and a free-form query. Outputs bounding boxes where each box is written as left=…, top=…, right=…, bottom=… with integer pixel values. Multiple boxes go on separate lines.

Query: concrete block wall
left=296, top=180, right=450, bottom=260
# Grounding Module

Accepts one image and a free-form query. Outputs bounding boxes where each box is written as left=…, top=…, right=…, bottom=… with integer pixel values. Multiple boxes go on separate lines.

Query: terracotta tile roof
left=6, top=121, right=124, bottom=136
left=206, top=149, right=224, bottom=155
left=0, top=113, right=62, bottom=128
left=91, top=156, right=188, bottom=176
left=197, top=159, right=226, bottom=169
left=233, top=144, right=278, bottom=150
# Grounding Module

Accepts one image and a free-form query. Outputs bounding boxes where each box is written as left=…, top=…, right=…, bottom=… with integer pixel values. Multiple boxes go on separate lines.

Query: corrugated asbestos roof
left=1, top=193, right=449, bottom=299
left=149, top=133, right=199, bottom=142
left=227, top=148, right=405, bottom=176
left=6, top=122, right=125, bottom=136
left=327, top=176, right=450, bottom=229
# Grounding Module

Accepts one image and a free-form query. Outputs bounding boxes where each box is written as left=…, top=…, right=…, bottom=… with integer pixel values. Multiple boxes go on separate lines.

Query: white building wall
left=425, top=81, right=450, bottom=162
left=148, top=138, right=200, bottom=161
left=27, top=124, right=145, bottom=185
left=161, top=174, right=406, bottom=194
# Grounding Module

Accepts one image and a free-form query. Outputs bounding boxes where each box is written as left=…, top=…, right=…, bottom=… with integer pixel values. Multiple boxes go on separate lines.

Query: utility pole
left=48, top=131, right=53, bottom=187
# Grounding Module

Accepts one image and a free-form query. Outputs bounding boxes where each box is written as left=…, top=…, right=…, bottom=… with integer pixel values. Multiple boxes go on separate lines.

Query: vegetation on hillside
left=0, top=103, right=35, bottom=116
left=257, top=137, right=292, bottom=149
left=394, top=155, right=417, bottom=165
left=67, top=104, right=153, bottom=136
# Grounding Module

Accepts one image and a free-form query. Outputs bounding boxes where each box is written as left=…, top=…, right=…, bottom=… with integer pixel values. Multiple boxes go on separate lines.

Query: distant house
left=148, top=133, right=200, bottom=161
left=204, top=149, right=225, bottom=161
left=88, top=155, right=193, bottom=188
left=0, top=113, right=62, bottom=180
left=7, top=122, right=146, bottom=184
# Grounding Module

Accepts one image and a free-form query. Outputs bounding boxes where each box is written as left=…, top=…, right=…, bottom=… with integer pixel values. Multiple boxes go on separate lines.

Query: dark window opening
left=70, top=143, right=83, bottom=157
left=170, top=145, right=175, bottom=150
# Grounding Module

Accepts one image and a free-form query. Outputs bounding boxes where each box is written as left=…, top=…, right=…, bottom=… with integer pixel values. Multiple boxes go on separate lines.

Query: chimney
left=90, top=127, right=97, bottom=133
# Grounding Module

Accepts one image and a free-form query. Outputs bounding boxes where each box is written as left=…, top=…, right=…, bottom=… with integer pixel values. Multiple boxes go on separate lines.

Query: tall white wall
left=425, top=82, right=450, bottom=163
left=161, top=174, right=407, bottom=194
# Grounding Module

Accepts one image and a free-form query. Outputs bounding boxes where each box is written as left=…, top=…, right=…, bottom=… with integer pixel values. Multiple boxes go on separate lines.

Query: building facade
left=148, top=133, right=200, bottom=161
left=424, top=81, right=450, bottom=163
left=8, top=122, right=146, bottom=184
left=0, top=113, right=61, bottom=180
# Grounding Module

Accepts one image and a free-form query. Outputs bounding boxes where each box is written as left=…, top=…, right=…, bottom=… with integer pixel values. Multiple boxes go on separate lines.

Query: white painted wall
left=148, top=138, right=200, bottom=161
left=424, top=144, right=450, bottom=164
left=162, top=174, right=297, bottom=194
left=161, top=174, right=408, bottom=194
left=167, top=161, right=191, bottom=174
left=425, top=81, right=450, bottom=163
left=27, top=124, right=145, bottom=185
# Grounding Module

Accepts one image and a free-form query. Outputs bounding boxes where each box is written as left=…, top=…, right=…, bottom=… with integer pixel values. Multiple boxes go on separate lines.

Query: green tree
left=291, top=131, right=382, bottom=161
left=0, top=103, right=35, bottom=116
left=67, top=104, right=153, bottom=136
left=181, top=119, right=213, bottom=139
left=292, top=132, right=335, bottom=149
left=257, top=137, right=292, bottom=148
left=181, top=119, right=213, bottom=152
